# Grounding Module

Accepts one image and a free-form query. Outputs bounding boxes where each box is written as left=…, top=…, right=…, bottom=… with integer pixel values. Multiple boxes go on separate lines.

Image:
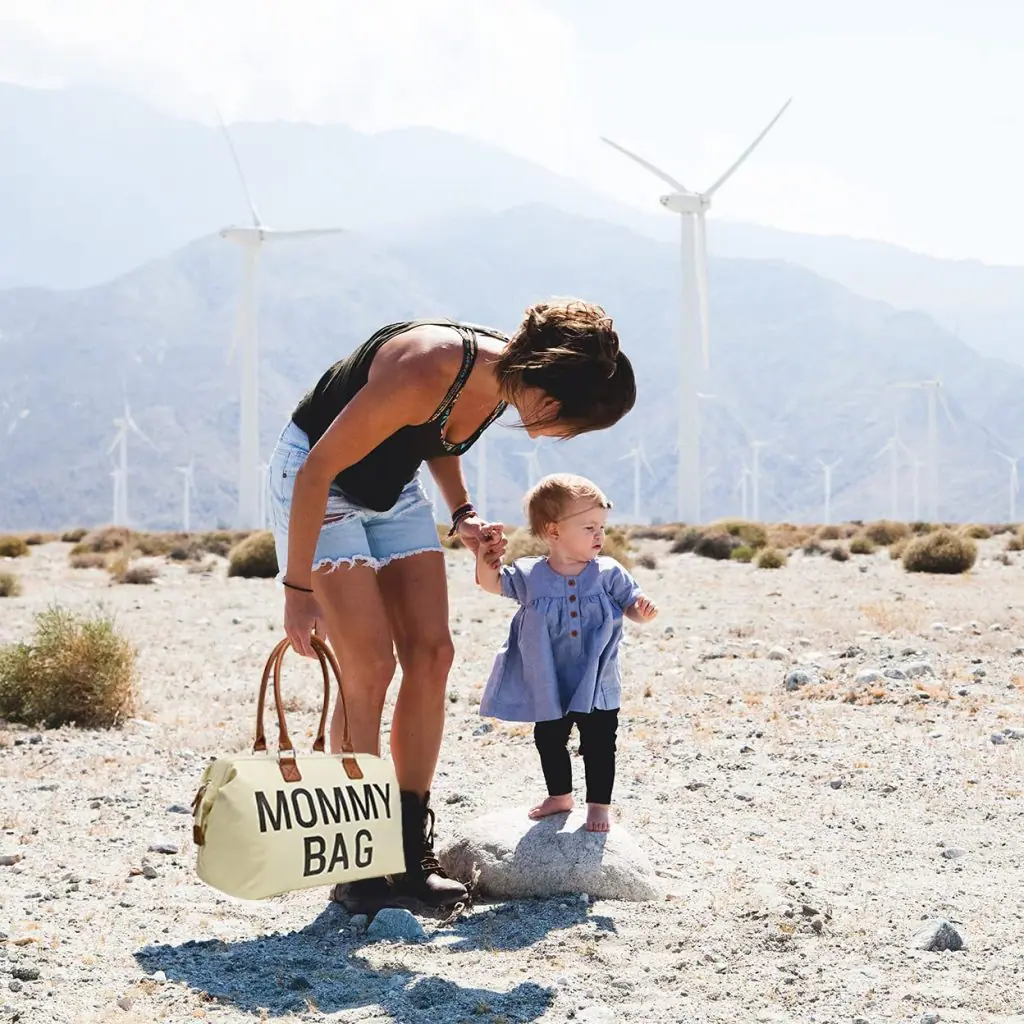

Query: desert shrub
left=817, top=524, right=842, bottom=541
left=23, top=533, right=54, bottom=546
left=132, top=532, right=180, bottom=557
left=693, top=530, right=739, bottom=560
left=227, top=531, right=279, bottom=578
left=1006, top=534, right=1024, bottom=553
left=71, top=526, right=131, bottom=555
left=108, top=554, right=159, bottom=585
left=60, top=527, right=88, bottom=543
left=504, top=529, right=547, bottom=562
left=991, top=523, right=1016, bottom=536
left=767, top=523, right=812, bottom=551
left=168, top=539, right=205, bottom=561
left=601, top=527, right=634, bottom=569
left=629, top=524, right=681, bottom=541
left=889, top=538, right=909, bottom=560
left=756, top=547, right=787, bottom=569
left=0, top=605, right=136, bottom=728
left=902, top=529, right=977, bottom=575
left=802, top=539, right=825, bottom=556
left=69, top=552, right=108, bottom=570
left=849, top=535, right=876, bottom=556
left=0, top=572, right=21, bottom=597
left=0, top=535, right=29, bottom=559
left=197, top=530, right=251, bottom=558
left=670, top=527, right=702, bottom=554
left=730, top=545, right=755, bottom=563
left=830, top=545, right=850, bottom=562
left=711, top=519, right=768, bottom=549
left=910, top=521, right=934, bottom=535
left=864, top=520, right=910, bottom=545
left=961, top=523, right=991, bottom=540
left=635, top=552, right=658, bottom=570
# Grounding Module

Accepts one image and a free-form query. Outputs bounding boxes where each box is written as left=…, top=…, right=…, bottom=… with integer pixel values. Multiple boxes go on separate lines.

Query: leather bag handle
left=253, top=635, right=363, bottom=783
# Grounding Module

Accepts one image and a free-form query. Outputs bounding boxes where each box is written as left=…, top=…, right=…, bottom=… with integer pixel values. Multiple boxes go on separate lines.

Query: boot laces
left=419, top=806, right=445, bottom=876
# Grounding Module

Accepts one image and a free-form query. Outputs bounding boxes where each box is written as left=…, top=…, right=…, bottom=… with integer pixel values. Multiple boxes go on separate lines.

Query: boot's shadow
left=135, top=902, right=557, bottom=1020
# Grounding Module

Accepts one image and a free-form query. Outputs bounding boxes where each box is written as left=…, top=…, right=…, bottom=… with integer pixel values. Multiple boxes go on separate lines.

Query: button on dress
left=479, top=556, right=642, bottom=724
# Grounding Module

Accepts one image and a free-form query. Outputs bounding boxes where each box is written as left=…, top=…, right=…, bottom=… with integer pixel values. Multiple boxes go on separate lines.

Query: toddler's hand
left=633, top=595, right=659, bottom=621
left=478, top=524, right=506, bottom=569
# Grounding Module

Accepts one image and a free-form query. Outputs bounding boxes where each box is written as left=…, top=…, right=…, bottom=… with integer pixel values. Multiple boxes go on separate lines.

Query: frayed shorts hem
left=308, top=545, right=444, bottom=576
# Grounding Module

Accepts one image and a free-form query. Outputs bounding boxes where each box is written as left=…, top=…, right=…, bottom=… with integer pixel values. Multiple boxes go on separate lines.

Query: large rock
left=437, top=807, right=659, bottom=902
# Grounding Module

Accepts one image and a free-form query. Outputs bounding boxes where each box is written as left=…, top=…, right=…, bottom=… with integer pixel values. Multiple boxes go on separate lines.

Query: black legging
left=533, top=708, right=619, bottom=806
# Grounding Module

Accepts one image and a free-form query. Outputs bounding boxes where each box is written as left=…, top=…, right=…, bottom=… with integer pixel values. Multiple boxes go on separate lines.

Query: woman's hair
left=495, top=298, right=636, bottom=437
left=526, top=473, right=611, bottom=537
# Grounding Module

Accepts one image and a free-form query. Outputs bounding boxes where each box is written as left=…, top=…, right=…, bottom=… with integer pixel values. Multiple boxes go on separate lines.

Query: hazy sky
left=3, top=0, right=1024, bottom=264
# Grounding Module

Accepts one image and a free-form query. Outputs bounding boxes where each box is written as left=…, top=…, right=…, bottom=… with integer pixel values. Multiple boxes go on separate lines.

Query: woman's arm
left=427, top=454, right=506, bottom=566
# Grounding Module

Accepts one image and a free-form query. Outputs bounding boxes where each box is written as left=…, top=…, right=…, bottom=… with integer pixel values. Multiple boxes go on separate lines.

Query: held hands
left=283, top=585, right=322, bottom=658
left=458, top=515, right=507, bottom=569
left=631, top=595, right=659, bottom=622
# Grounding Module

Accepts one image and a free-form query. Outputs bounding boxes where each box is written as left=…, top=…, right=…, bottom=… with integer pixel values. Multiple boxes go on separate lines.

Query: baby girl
left=475, top=473, right=658, bottom=832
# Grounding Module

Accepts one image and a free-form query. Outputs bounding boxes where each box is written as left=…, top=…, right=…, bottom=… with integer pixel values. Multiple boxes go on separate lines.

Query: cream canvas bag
left=192, top=635, right=405, bottom=900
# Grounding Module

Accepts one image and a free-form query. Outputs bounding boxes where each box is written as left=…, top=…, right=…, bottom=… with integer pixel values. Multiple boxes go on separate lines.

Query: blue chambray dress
left=479, top=555, right=643, bottom=724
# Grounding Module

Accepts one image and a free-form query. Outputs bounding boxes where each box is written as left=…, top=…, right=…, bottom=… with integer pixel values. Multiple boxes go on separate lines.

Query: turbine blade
left=599, top=136, right=689, bottom=192
left=937, top=388, right=958, bottom=431
left=703, top=97, right=793, bottom=198
left=263, top=227, right=347, bottom=241
left=217, top=107, right=262, bottom=228
left=693, top=211, right=711, bottom=370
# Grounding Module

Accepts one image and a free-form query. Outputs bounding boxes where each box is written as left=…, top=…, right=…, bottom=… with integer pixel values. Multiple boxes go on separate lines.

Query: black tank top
left=291, top=319, right=508, bottom=512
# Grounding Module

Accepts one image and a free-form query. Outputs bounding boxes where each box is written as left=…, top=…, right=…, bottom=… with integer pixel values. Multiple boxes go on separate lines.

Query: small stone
left=0, top=854, right=22, bottom=867
left=1004, top=728, right=1024, bottom=740
left=930, top=622, right=946, bottom=633
left=903, top=661, right=935, bottom=679
left=912, top=919, right=964, bottom=952
left=151, top=970, right=167, bottom=983
left=148, top=842, right=179, bottom=855
left=971, top=667, right=986, bottom=679
left=734, top=790, right=755, bottom=803
left=784, top=669, right=819, bottom=692
left=142, top=864, right=159, bottom=879
left=684, top=780, right=708, bottom=791
left=662, top=625, right=675, bottom=638
left=810, top=915, right=824, bottom=933
left=941, top=848, right=965, bottom=860
left=884, top=667, right=908, bottom=680
left=29, top=734, right=41, bottom=744
left=828, top=779, right=843, bottom=790
left=921, top=1014, right=941, bottom=1024
left=991, top=733, right=1007, bottom=745
left=472, top=723, right=492, bottom=736
left=768, top=646, right=791, bottom=661
left=701, top=646, right=728, bottom=661
left=855, top=669, right=884, bottom=684
left=957, top=688, right=969, bottom=696
left=366, top=908, right=427, bottom=942
left=349, top=914, right=368, bottom=934
left=8, top=981, right=21, bottom=993
left=166, top=804, right=191, bottom=815
left=117, top=996, right=133, bottom=1011
left=11, top=966, right=40, bottom=982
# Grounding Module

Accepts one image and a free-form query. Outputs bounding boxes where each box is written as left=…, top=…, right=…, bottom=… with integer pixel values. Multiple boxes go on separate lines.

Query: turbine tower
left=995, top=451, right=1022, bottom=522
left=601, top=98, right=792, bottom=523
left=816, top=457, right=842, bottom=525
left=620, top=442, right=654, bottom=524
left=517, top=449, right=542, bottom=491
left=892, top=379, right=955, bottom=521
left=107, top=401, right=154, bottom=527
left=176, top=461, right=196, bottom=533
left=217, top=112, right=346, bottom=529
left=873, top=435, right=901, bottom=519
left=750, top=439, right=770, bottom=522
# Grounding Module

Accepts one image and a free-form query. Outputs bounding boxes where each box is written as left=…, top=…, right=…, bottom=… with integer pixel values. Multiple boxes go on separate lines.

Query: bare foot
left=528, top=795, right=574, bottom=820
left=586, top=804, right=612, bottom=832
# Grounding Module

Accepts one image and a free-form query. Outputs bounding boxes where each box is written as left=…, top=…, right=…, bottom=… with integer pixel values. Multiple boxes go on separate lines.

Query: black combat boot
left=329, top=875, right=394, bottom=915
left=390, top=790, right=468, bottom=908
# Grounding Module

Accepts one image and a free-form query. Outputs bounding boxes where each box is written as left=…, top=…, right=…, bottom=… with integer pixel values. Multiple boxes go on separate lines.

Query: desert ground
left=1, top=534, right=1023, bottom=1024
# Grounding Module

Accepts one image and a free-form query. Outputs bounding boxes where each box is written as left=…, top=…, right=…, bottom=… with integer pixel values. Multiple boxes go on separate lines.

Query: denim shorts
left=268, top=419, right=442, bottom=577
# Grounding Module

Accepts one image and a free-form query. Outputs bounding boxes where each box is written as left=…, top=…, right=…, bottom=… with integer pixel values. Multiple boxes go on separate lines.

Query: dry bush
left=817, top=524, right=842, bottom=541
left=802, top=539, right=825, bottom=556
left=0, top=535, right=29, bottom=559
left=69, top=552, right=108, bottom=570
left=601, top=527, right=634, bottom=569
left=0, top=605, right=137, bottom=728
left=670, top=527, right=701, bottom=554
left=23, top=532, right=56, bottom=546
left=227, top=531, right=279, bottom=578
left=694, top=530, right=739, bottom=560
left=635, top=552, right=658, bottom=570
left=864, top=519, right=910, bottom=545
left=1006, top=534, right=1024, bottom=552
left=629, top=524, right=681, bottom=541
left=889, top=537, right=909, bottom=560
left=830, top=545, right=850, bottom=562
left=132, top=532, right=182, bottom=557
left=108, top=554, right=159, bottom=585
left=849, top=535, right=876, bottom=555
left=168, top=538, right=205, bottom=561
left=991, top=523, right=1017, bottom=535
left=710, top=519, right=768, bottom=549
left=902, top=528, right=977, bottom=574
left=961, top=523, right=992, bottom=540
left=198, top=530, right=252, bottom=558
left=71, top=526, right=132, bottom=555
left=910, top=521, right=934, bottom=535
left=60, top=527, right=88, bottom=543
left=766, top=523, right=812, bottom=551
left=505, top=529, right=547, bottom=561
left=859, top=600, right=922, bottom=633
left=187, top=557, right=218, bottom=575
left=730, top=545, right=755, bottom=563
left=0, top=572, right=21, bottom=597
left=756, top=547, right=787, bottom=569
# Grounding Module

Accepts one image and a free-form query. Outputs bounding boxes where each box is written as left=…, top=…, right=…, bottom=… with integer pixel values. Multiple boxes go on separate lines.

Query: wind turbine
left=750, top=440, right=771, bottom=522
left=898, top=439, right=924, bottom=521
left=872, top=436, right=901, bottom=519
left=107, top=401, right=154, bottom=527
left=735, top=465, right=751, bottom=519
left=601, top=98, right=792, bottom=524
left=891, top=379, right=955, bottom=521
left=620, top=442, right=654, bottom=524
left=995, top=451, right=1023, bottom=522
left=110, top=466, right=124, bottom=527
left=176, top=461, right=196, bottom=533
left=816, top=457, right=842, bottom=525
left=517, top=449, right=542, bottom=491
left=217, top=111, right=346, bottom=529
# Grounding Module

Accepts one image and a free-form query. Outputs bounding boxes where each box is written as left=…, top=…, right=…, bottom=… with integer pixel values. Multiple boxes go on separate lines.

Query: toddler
left=475, top=473, right=658, bottom=832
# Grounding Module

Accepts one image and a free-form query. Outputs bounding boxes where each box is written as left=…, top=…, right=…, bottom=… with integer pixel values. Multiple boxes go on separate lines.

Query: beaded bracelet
left=448, top=502, right=477, bottom=537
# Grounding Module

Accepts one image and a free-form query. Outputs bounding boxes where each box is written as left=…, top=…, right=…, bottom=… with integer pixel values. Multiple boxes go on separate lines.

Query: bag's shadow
left=134, top=899, right=584, bottom=1020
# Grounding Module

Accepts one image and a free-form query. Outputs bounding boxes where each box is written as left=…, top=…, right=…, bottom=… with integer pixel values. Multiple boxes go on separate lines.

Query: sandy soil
left=1, top=539, right=1023, bottom=1024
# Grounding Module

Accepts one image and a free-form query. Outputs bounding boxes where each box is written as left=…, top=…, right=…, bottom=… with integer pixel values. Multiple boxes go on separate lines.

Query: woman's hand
left=284, top=586, right=322, bottom=658
left=457, top=516, right=506, bottom=567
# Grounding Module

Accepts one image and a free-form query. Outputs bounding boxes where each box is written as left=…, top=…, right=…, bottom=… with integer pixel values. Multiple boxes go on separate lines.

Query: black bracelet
left=282, top=580, right=314, bottom=593
left=448, top=502, right=477, bottom=537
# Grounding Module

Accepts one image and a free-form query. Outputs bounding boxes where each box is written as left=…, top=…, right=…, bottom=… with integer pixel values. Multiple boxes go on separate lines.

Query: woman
left=268, top=298, right=636, bottom=912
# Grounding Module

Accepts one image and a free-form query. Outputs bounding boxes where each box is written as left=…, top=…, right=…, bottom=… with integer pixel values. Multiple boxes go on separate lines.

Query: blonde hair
left=525, top=473, right=611, bottom=537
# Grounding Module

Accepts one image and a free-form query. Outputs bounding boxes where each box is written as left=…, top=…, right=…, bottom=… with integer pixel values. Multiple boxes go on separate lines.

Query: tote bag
left=192, top=635, right=404, bottom=899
